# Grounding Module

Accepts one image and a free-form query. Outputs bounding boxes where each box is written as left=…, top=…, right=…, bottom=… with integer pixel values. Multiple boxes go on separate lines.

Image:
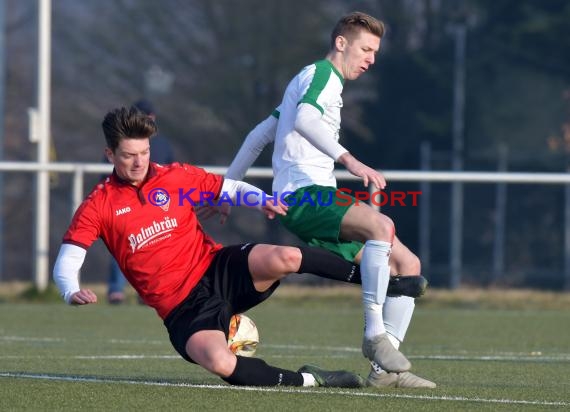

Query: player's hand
left=339, top=153, right=386, bottom=189
left=261, top=196, right=288, bottom=220
left=196, top=204, right=232, bottom=224
left=70, top=289, right=97, bottom=305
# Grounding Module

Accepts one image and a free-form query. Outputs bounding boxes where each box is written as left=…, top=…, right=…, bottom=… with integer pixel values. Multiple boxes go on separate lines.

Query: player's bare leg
left=185, top=246, right=365, bottom=387
left=248, top=244, right=302, bottom=291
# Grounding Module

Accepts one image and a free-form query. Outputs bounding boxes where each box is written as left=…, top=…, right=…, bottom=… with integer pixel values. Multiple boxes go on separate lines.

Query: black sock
left=297, top=246, right=361, bottom=284
left=222, top=356, right=304, bottom=386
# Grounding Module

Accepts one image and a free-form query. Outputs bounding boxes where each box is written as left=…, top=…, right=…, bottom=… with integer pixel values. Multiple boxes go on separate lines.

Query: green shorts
left=279, top=185, right=364, bottom=262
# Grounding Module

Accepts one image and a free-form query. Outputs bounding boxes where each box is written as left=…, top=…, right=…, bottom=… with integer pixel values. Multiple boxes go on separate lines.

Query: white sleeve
left=53, top=243, right=87, bottom=304
left=225, top=114, right=277, bottom=180
left=221, top=178, right=272, bottom=211
left=295, top=103, right=348, bottom=161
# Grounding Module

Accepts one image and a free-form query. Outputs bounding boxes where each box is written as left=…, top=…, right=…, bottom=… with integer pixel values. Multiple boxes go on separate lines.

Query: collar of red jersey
left=110, top=162, right=159, bottom=186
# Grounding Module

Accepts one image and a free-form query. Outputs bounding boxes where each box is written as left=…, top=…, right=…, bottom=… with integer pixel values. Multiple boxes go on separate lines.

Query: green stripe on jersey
left=298, top=60, right=342, bottom=114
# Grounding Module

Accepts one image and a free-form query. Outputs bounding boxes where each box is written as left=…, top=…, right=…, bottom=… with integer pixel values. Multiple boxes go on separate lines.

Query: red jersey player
left=53, top=105, right=364, bottom=389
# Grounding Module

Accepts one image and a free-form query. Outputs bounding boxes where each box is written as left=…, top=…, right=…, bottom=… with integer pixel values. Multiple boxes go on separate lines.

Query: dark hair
left=330, top=11, right=385, bottom=49
left=101, top=106, right=157, bottom=152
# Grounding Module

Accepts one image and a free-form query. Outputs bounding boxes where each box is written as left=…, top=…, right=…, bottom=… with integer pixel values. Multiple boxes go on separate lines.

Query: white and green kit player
left=221, top=12, right=435, bottom=389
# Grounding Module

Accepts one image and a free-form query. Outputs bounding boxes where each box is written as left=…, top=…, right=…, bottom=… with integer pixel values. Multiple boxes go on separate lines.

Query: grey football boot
left=367, top=364, right=436, bottom=389
left=298, top=364, right=365, bottom=388
left=362, top=333, right=411, bottom=372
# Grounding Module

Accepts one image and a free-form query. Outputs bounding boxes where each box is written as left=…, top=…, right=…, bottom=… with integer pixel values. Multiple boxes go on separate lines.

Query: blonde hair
left=330, top=11, right=385, bottom=49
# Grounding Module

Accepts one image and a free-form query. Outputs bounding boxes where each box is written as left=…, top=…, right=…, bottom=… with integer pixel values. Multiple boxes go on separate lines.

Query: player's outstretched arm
left=201, top=178, right=288, bottom=224
left=293, top=104, right=385, bottom=190
left=294, top=104, right=348, bottom=161
left=197, top=194, right=287, bottom=224
left=225, top=113, right=277, bottom=181
left=337, top=152, right=386, bottom=190
left=53, top=243, right=97, bottom=305
left=198, top=114, right=278, bottom=224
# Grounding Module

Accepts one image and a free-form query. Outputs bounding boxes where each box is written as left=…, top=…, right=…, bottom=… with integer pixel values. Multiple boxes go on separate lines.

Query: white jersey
left=272, top=60, right=345, bottom=195
left=225, top=60, right=348, bottom=196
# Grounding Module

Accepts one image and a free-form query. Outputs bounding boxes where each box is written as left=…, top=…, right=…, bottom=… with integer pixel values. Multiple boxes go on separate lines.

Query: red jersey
left=63, top=162, right=223, bottom=319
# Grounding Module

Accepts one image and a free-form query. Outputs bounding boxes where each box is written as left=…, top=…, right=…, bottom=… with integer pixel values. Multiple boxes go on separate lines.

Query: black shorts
left=163, top=243, right=280, bottom=363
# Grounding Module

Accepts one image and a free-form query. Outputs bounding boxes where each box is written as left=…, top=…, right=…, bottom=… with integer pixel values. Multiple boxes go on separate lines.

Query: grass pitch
left=1, top=285, right=569, bottom=411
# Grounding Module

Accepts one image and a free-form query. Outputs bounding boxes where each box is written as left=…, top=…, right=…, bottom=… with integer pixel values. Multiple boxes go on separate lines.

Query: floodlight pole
left=34, top=0, right=51, bottom=291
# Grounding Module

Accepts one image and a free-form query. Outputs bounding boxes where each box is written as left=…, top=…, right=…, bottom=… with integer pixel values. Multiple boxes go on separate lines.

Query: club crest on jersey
left=148, top=187, right=170, bottom=211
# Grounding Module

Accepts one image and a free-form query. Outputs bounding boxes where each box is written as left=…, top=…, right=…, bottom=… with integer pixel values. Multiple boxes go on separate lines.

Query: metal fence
left=2, top=161, right=570, bottom=291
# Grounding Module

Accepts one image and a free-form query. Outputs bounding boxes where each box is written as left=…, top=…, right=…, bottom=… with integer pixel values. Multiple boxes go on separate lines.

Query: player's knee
left=274, top=246, right=302, bottom=273
left=393, top=253, right=421, bottom=276
left=409, top=254, right=421, bottom=275
left=369, top=214, right=395, bottom=241
left=207, top=355, right=236, bottom=378
left=195, top=347, right=236, bottom=377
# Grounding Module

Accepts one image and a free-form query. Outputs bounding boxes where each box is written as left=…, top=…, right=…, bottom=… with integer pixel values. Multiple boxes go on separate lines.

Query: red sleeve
left=62, top=191, right=103, bottom=249
left=180, top=163, right=223, bottom=200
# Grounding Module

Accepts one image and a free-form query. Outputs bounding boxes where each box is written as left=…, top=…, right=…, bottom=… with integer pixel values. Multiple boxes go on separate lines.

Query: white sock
left=301, top=372, right=317, bottom=387
left=361, top=240, right=392, bottom=339
left=384, top=296, right=415, bottom=342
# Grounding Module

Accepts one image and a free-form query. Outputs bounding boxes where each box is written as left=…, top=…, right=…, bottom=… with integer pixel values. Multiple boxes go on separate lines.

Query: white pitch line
left=0, top=336, right=64, bottom=342
left=264, top=344, right=570, bottom=362
left=109, top=338, right=164, bottom=345
left=410, top=354, right=570, bottom=362
left=73, top=355, right=179, bottom=359
left=265, top=343, right=360, bottom=352
left=1, top=353, right=569, bottom=362
left=0, top=355, right=179, bottom=360
left=2, top=335, right=569, bottom=363
left=0, top=336, right=164, bottom=345
left=1, top=351, right=570, bottom=363
left=265, top=344, right=570, bottom=361
left=0, top=372, right=567, bottom=407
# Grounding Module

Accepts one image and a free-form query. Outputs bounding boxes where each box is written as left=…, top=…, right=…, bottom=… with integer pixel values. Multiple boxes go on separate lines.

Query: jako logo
left=115, top=207, right=131, bottom=216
